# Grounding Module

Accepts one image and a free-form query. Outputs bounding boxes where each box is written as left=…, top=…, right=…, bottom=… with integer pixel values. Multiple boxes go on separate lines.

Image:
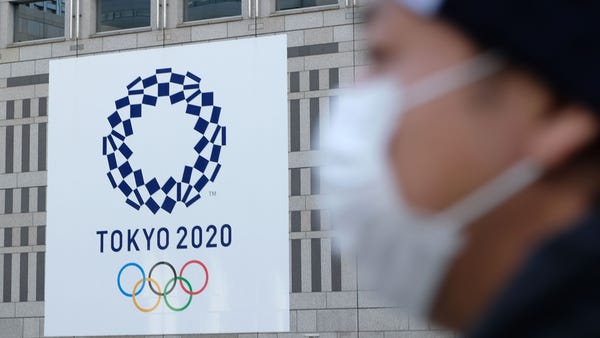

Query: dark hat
left=438, top=0, right=600, bottom=112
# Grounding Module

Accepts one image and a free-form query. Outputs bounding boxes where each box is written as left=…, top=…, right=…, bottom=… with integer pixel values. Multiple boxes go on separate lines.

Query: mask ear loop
left=404, top=51, right=505, bottom=110
left=398, top=52, right=545, bottom=229
left=438, top=159, right=545, bottom=231
left=384, top=51, right=511, bottom=216
left=382, top=53, right=507, bottom=190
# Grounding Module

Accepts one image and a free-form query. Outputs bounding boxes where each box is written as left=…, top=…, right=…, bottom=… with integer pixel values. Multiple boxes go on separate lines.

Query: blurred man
left=323, top=0, right=600, bottom=337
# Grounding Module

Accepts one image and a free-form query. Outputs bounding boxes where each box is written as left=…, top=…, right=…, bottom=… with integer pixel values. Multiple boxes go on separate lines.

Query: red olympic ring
left=179, top=260, right=209, bottom=295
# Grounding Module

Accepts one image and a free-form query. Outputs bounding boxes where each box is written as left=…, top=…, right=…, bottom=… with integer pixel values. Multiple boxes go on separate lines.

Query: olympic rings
left=117, top=260, right=209, bottom=313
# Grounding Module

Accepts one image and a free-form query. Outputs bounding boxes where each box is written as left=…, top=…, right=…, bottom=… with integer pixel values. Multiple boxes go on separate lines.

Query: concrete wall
left=0, top=0, right=455, bottom=337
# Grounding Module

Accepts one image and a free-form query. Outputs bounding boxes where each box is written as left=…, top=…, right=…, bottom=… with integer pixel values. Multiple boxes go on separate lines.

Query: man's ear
left=527, top=104, right=599, bottom=168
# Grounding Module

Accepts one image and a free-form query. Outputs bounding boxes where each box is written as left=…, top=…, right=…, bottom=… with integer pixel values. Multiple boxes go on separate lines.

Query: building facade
left=0, top=1, right=455, bottom=337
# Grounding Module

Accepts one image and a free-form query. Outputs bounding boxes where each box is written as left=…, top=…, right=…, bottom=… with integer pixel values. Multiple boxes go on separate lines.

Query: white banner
left=46, top=35, right=289, bottom=336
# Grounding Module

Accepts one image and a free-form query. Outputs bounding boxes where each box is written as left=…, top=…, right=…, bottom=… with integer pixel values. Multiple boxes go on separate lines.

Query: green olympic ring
left=163, top=276, right=194, bottom=312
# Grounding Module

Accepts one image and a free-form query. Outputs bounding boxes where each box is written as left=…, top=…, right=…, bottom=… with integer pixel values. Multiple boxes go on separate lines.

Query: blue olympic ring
left=117, top=262, right=146, bottom=297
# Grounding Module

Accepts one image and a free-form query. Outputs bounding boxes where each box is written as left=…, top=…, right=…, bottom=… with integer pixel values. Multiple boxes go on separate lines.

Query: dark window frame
left=182, top=0, right=242, bottom=23
left=11, top=0, right=66, bottom=43
left=95, top=0, right=152, bottom=33
left=275, top=0, right=338, bottom=11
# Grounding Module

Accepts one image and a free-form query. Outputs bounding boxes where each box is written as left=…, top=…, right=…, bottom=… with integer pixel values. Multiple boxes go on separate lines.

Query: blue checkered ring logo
left=101, top=68, right=226, bottom=214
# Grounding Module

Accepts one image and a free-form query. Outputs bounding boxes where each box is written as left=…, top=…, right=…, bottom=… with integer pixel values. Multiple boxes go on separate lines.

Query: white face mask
left=322, top=53, right=544, bottom=317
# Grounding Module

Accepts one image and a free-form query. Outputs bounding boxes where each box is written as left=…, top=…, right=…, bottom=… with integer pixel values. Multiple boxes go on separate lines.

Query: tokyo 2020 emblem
left=102, top=68, right=226, bottom=214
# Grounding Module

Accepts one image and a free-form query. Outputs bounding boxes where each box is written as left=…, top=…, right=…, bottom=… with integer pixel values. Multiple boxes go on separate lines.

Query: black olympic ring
left=148, top=261, right=177, bottom=296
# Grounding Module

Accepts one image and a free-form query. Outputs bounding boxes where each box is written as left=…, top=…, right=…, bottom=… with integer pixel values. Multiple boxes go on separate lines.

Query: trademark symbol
left=209, top=191, right=217, bottom=197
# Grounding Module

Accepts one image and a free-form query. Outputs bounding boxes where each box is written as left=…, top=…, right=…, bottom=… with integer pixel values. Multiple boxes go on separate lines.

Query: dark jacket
left=467, top=209, right=600, bottom=338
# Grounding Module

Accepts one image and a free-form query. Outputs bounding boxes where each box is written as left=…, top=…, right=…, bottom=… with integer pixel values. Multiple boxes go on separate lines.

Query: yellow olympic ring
left=131, top=277, right=161, bottom=313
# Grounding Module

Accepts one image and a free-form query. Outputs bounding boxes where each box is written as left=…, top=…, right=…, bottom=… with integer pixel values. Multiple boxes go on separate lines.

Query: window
left=184, top=0, right=241, bottom=22
left=276, top=0, right=337, bottom=11
left=96, top=0, right=151, bottom=32
left=13, top=1, right=65, bottom=42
